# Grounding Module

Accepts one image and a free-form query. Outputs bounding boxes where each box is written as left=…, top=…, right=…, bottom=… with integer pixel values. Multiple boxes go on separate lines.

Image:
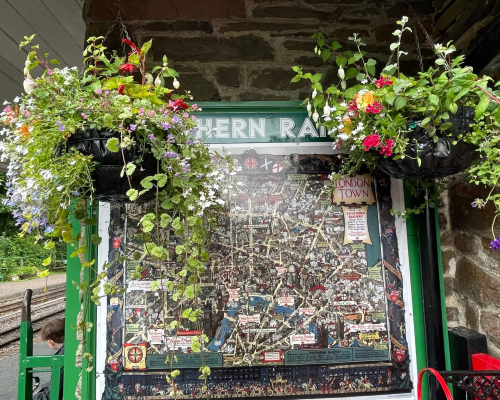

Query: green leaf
left=141, top=177, right=154, bottom=190
left=105, top=137, right=119, bottom=152
left=290, top=75, right=301, bottom=83
left=366, top=65, right=376, bottom=76
left=39, top=269, right=50, bottom=278
left=91, top=234, right=102, bottom=246
left=42, top=257, right=51, bottom=267
left=453, top=87, right=469, bottom=103
left=449, top=102, right=458, bottom=114
left=475, top=96, right=491, bottom=119
left=429, top=94, right=439, bottom=106
left=171, top=194, right=181, bottom=204
left=331, top=41, right=342, bottom=51
left=335, top=56, right=347, bottom=67
left=160, top=214, right=172, bottom=228
left=126, top=163, right=136, bottom=176
left=395, top=96, right=407, bottom=110
left=345, top=67, right=358, bottom=80
left=126, top=189, right=138, bottom=201
left=103, top=113, right=113, bottom=127
left=385, top=92, right=396, bottom=106
left=44, top=240, right=55, bottom=250
left=182, top=308, right=192, bottom=318
left=49, top=59, right=60, bottom=65
left=321, top=49, right=331, bottom=62
left=390, top=43, right=399, bottom=51
left=311, top=73, right=322, bottom=83
left=366, top=58, right=377, bottom=66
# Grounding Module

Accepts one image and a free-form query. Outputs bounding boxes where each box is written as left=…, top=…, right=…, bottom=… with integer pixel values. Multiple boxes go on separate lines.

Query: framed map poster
left=97, top=106, right=414, bottom=400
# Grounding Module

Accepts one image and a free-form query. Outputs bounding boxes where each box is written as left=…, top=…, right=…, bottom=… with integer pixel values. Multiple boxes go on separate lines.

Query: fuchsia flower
left=366, top=101, right=384, bottom=114
left=363, top=133, right=380, bottom=151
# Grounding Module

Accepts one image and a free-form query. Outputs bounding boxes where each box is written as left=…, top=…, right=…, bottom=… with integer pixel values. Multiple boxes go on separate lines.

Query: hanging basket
left=375, top=106, right=478, bottom=179
left=66, top=129, right=157, bottom=203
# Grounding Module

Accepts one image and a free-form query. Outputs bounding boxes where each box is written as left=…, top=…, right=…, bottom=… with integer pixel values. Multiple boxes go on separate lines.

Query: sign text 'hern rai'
left=195, top=117, right=329, bottom=141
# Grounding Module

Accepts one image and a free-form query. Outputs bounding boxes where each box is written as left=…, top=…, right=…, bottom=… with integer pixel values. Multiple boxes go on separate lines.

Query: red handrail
left=418, top=368, right=454, bottom=400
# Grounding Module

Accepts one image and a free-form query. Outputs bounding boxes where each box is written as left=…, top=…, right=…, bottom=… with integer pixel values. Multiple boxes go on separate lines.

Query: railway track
left=0, top=288, right=66, bottom=348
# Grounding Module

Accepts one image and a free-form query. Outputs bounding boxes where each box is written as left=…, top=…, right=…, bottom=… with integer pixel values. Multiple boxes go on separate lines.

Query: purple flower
left=174, top=173, right=179, bottom=177
left=182, top=166, right=190, bottom=173
left=81, top=112, right=87, bottom=120
left=172, top=115, right=179, bottom=124
left=148, top=134, right=155, bottom=140
left=491, top=237, right=500, bottom=250
left=56, top=121, right=65, bottom=131
left=186, top=139, right=193, bottom=145
left=141, top=119, right=146, bottom=124
left=130, top=124, right=136, bottom=131
left=23, top=110, right=29, bottom=117
left=44, top=225, right=54, bottom=234
left=164, top=151, right=178, bottom=158
left=161, top=122, right=171, bottom=130
left=72, top=190, right=80, bottom=196
left=167, top=134, right=175, bottom=144
left=471, top=201, right=477, bottom=208
left=96, top=88, right=102, bottom=94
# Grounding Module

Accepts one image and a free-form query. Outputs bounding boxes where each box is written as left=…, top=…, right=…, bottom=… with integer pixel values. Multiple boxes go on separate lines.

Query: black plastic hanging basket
left=66, top=129, right=157, bottom=203
left=375, top=106, right=478, bottom=179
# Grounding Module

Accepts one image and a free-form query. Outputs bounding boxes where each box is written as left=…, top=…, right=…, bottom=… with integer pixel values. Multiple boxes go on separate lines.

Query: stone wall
left=439, top=176, right=500, bottom=358
left=84, top=0, right=434, bottom=101
left=434, top=0, right=500, bottom=358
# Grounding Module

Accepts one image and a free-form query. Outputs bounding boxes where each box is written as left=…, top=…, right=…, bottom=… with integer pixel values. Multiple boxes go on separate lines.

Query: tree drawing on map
left=122, top=151, right=390, bottom=368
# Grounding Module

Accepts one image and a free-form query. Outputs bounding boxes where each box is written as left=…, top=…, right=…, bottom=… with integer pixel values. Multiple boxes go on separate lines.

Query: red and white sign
left=243, top=157, right=258, bottom=170
left=228, top=288, right=240, bottom=302
left=298, top=307, right=316, bottom=315
left=290, top=334, right=316, bottom=345
left=127, top=280, right=157, bottom=292
left=272, top=163, right=284, bottom=173
left=277, top=297, right=294, bottom=306
left=147, top=329, right=164, bottom=345
left=342, top=206, right=372, bottom=245
left=276, top=267, right=287, bottom=275
left=166, top=336, right=194, bottom=349
left=178, top=330, right=202, bottom=336
left=112, top=237, right=122, bottom=249
left=348, top=323, right=386, bottom=332
left=239, top=314, right=260, bottom=325
left=263, top=351, right=282, bottom=363
left=395, top=349, right=406, bottom=362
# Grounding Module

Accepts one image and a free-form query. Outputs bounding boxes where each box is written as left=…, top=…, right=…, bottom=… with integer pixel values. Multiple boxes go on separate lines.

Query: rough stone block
left=480, top=311, right=500, bottom=348
left=386, top=1, right=435, bottom=18
left=149, top=36, right=275, bottom=62
left=252, top=6, right=342, bottom=21
left=447, top=306, right=459, bottom=321
left=283, top=40, right=317, bottom=52
left=215, top=67, right=240, bottom=87
left=85, top=0, right=246, bottom=21
left=439, top=212, right=448, bottom=230
left=250, top=68, right=309, bottom=91
left=465, top=302, right=479, bottom=331
left=456, top=257, right=500, bottom=307
left=238, top=92, right=291, bottom=101
left=141, top=21, right=213, bottom=33
left=444, top=277, right=455, bottom=297
left=449, top=181, right=500, bottom=236
left=441, top=250, right=455, bottom=275
left=441, top=231, right=454, bottom=246
left=454, top=234, right=479, bottom=255
left=174, top=74, right=220, bottom=101
left=294, top=56, right=326, bottom=67
left=219, top=22, right=318, bottom=33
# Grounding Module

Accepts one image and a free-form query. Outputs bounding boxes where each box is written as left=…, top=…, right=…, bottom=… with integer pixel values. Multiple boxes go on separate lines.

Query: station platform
left=0, top=274, right=66, bottom=301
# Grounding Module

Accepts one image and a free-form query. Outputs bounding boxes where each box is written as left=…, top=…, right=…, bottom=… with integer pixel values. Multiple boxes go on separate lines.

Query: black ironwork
left=437, top=370, right=500, bottom=400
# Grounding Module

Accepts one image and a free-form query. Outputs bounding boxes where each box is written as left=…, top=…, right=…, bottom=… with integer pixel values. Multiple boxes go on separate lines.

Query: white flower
left=338, top=133, right=349, bottom=141
left=312, top=90, right=317, bottom=99
left=307, top=102, right=312, bottom=112
left=312, top=111, right=319, bottom=122
left=13, top=96, right=21, bottom=103
left=361, top=79, right=368, bottom=84
left=154, top=76, right=162, bottom=87
left=56, top=185, right=64, bottom=191
left=23, top=76, right=35, bottom=94
left=402, top=16, right=408, bottom=23
left=3, top=100, right=10, bottom=105
left=173, top=78, right=180, bottom=89
left=339, top=102, right=347, bottom=107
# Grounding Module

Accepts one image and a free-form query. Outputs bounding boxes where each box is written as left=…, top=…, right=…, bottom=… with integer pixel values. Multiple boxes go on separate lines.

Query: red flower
left=363, top=133, right=380, bottom=151
left=379, top=139, right=394, bottom=156
left=375, top=76, right=393, bottom=88
left=118, top=84, right=124, bottom=94
left=119, top=63, right=135, bottom=74
left=366, top=101, right=384, bottom=114
left=168, top=99, right=189, bottom=111
left=122, top=39, right=140, bottom=53
left=346, top=99, right=359, bottom=116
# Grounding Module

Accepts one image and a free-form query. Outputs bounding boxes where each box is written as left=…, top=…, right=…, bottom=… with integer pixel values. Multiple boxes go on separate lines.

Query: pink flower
left=192, top=104, right=198, bottom=109
left=379, top=139, right=394, bottom=156
left=139, top=108, right=145, bottom=115
left=366, top=101, right=384, bottom=114
left=363, top=133, right=380, bottom=151
left=81, top=112, right=87, bottom=120
left=183, top=113, right=189, bottom=118
left=375, top=76, right=393, bottom=88
left=47, top=69, right=53, bottom=76
left=96, top=88, right=102, bottom=94
left=149, top=110, right=155, bottom=117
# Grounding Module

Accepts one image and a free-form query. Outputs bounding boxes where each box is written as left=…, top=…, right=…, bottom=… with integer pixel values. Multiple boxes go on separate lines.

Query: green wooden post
left=64, top=202, right=98, bottom=400
left=18, top=290, right=34, bottom=400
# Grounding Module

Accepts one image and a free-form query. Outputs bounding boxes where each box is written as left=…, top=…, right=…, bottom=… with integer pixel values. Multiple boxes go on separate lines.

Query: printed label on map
left=331, top=174, right=375, bottom=205
left=166, top=336, right=194, bottom=349
left=277, top=297, right=294, bottom=306
left=290, top=334, right=316, bottom=345
left=148, top=329, right=164, bottom=344
left=276, top=267, right=287, bottom=275
left=348, top=323, right=386, bottom=332
left=239, top=314, right=260, bottom=325
left=242, top=328, right=276, bottom=333
left=342, top=206, right=372, bottom=245
left=127, top=280, right=157, bottom=292
left=126, top=324, right=140, bottom=334
left=147, top=353, right=223, bottom=369
left=333, top=301, right=356, bottom=306
left=228, top=288, right=240, bottom=302
left=359, top=332, right=380, bottom=340
left=298, top=307, right=315, bottom=315
left=263, top=351, right=282, bottom=363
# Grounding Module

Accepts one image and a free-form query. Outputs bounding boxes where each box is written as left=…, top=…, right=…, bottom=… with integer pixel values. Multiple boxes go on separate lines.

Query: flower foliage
left=0, top=34, right=236, bottom=383
left=291, top=17, right=500, bottom=242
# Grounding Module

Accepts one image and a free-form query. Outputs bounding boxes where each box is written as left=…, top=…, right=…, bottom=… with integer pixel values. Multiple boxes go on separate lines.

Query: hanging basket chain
left=413, top=23, right=425, bottom=73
